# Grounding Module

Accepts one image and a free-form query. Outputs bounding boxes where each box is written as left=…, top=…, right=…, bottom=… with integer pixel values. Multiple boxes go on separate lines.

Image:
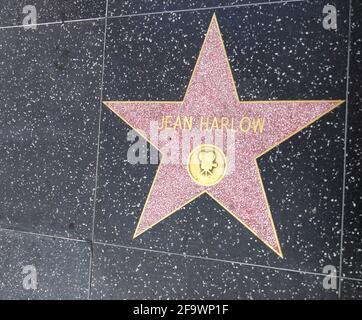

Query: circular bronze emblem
left=187, top=144, right=227, bottom=187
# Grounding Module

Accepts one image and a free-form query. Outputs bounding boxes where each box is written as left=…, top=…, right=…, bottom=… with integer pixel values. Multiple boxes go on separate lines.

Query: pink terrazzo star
left=104, top=14, right=343, bottom=257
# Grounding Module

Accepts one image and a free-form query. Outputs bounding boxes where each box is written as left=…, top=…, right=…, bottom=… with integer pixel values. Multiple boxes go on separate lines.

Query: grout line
left=108, top=0, right=306, bottom=20
left=1, top=223, right=361, bottom=285
left=0, top=0, right=306, bottom=31
left=94, top=241, right=362, bottom=284
left=338, top=0, right=353, bottom=299
left=93, top=241, right=339, bottom=279
left=0, top=226, right=88, bottom=243
left=87, top=0, right=109, bottom=301
left=341, top=276, right=362, bottom=283
left=0, top=17, right=106, bottom=30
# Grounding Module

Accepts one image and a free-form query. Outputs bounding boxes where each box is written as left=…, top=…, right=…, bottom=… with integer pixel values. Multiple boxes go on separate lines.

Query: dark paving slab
left=341, top=278, right=362, bottom=300
left=185, top=257, right=338, bottom=299
left=0, top=229, right=90, bottom=300
left=90, top=244, right=187, bottom=299
left=0, top=21, right=104, bottom=240
left=95, top=0, right=348, bottom=273
left=0, top=0, right=106, bottom=27
left=90, top=243, right=338, bottom=299
left=342, top=0, right=362, bottom=280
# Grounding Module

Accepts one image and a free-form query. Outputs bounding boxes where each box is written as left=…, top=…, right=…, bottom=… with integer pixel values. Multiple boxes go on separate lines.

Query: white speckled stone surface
left=0, top=0, right=361, bottom=300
